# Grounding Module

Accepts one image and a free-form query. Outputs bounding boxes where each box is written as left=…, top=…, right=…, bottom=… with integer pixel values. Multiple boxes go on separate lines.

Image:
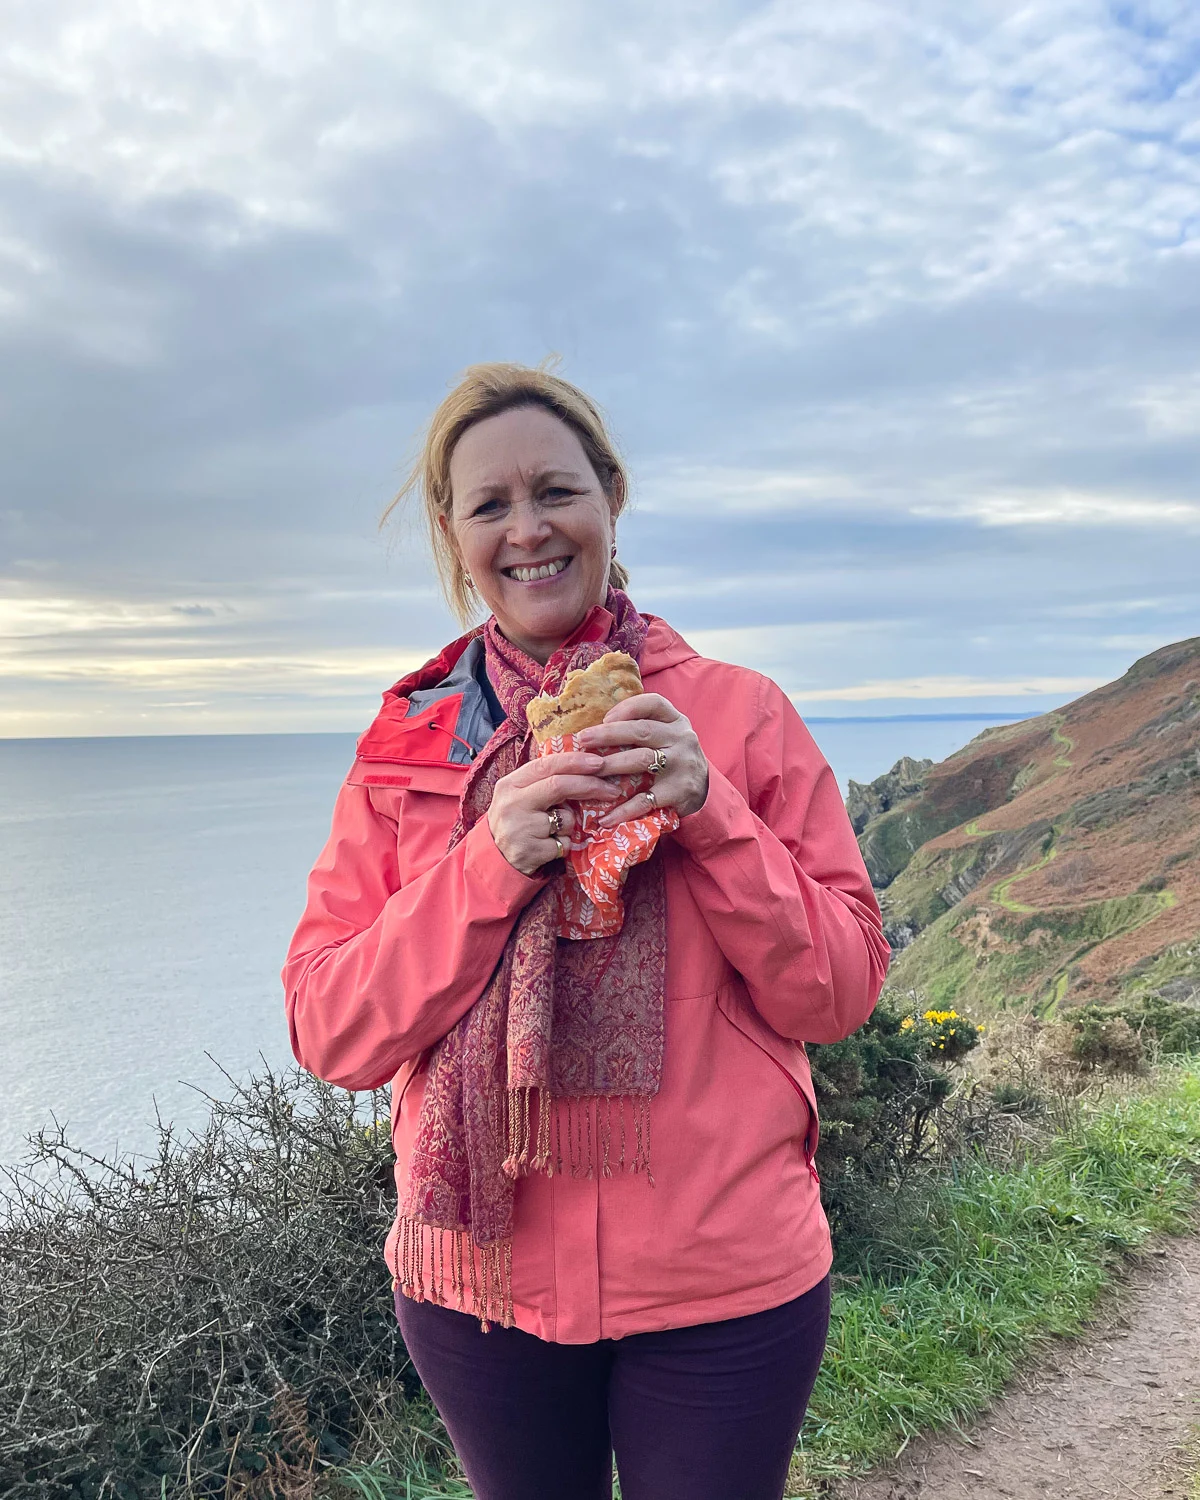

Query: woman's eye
left=473, top=498, right=503, bottom=516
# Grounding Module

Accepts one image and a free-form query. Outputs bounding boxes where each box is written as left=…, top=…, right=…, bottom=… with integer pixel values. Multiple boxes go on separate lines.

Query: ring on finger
left=552, top=835, right=565, bottom=859
left=643, top=788, right=657, bottom=810
left=648, top=747, right=667, bottom=776
left=547, top=807, right=563, bottom=837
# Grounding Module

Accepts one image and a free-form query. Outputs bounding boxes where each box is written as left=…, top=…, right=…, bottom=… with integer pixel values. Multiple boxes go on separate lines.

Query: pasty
left=526, top=652, right=679, bottom=940
left=526, top=652, right=644, bottom=743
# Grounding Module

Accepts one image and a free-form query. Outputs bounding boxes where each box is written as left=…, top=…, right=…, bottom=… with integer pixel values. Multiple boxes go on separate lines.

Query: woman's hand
left=576, top=694, right=710, bottom=828
left=488, top=751, right=619, bottom=876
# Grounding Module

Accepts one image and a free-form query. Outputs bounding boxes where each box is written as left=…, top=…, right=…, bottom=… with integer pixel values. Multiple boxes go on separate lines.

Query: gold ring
left=553, top=835, right=565, bottom=859
left=648, top=748, right=667, bottom=776
left=547, top=807, right=563, bottom=837
left=644, top=788, right=657, bottom=810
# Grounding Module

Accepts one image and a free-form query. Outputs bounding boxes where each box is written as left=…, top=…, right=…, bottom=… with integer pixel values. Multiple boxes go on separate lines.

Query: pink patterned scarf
left=396, top=589, right=666, bottom=1328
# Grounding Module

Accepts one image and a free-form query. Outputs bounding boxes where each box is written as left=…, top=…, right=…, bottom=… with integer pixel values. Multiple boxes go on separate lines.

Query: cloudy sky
left=1, top=0, right=1198, bottom=738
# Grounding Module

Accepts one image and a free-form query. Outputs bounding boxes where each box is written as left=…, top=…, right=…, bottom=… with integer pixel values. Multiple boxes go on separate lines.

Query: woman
left=283, top=363, right=890, bottom=1500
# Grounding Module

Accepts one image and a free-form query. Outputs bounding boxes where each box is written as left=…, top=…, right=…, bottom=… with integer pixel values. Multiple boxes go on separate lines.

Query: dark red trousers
left=395, top=1274, right=831, bottom=1500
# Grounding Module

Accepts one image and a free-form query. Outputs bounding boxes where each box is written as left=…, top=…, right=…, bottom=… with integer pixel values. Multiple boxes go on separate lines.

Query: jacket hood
left=639, top=615, right=700, bottom=676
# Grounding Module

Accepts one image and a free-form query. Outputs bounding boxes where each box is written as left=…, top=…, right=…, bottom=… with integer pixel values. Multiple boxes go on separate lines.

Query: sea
left=0, top=716, right=1021, bottom=1169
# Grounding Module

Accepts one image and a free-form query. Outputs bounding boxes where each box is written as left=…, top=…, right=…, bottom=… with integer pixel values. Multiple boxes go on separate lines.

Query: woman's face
left=445, top=405, right=620, bottom=663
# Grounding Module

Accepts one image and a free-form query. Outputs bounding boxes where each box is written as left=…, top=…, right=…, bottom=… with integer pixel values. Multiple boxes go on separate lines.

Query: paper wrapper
left=536, top=731, right=680, bottom=940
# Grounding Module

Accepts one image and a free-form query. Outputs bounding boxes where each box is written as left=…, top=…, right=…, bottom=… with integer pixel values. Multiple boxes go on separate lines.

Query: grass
left=790, top=1065, right=1200, bottom=1492
left=325, top=1465, right=472, bottom=1499
left=889, top=885, right=1176, bottom=1013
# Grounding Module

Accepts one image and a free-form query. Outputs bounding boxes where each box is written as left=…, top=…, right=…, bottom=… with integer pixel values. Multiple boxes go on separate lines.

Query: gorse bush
left=1074, top=994, right=1200, bottom=1059
left=897, top=1006, right=985, bottom=1064
left=807, top=991, right=973, bottom=1250
left=0, top=1064, right=460, bottom=1500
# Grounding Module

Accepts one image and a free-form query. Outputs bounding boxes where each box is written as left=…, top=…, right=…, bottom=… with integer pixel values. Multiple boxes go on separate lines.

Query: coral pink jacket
left=283, top=616, right=890, bottom=1343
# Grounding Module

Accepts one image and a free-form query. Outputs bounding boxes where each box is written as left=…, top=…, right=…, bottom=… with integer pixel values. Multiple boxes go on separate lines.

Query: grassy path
left=790, top=1068, right=1200, bottom=1495
left=992, top=831, right=1058, bottom=913
left=841, top=1226, right=1200, bottom=1500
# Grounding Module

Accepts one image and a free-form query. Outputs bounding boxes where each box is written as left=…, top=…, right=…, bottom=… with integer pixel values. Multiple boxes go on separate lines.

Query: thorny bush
left=0, top=1063, right=451, bottom=1500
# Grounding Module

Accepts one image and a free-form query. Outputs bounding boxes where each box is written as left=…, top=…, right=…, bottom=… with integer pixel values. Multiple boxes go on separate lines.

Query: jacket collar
left=384, top=610, right=698, bottom=706
left=386, top=629, right=482, bottom=702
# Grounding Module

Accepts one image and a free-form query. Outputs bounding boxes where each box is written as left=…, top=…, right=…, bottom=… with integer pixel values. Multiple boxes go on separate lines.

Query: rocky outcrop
left=846, top=756, right=933, bottom=834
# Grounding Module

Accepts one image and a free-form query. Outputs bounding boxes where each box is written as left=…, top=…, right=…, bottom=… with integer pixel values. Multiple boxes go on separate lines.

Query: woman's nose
left=505, top=498, right=552, bottom=548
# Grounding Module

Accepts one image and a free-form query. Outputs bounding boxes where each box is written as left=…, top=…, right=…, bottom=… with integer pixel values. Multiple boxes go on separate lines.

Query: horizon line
left=0, top=711, right=1034, bottom=745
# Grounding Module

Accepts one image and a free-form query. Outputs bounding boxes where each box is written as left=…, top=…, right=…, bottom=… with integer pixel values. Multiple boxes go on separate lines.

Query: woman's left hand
left=575, top=693, right=709, bottom=828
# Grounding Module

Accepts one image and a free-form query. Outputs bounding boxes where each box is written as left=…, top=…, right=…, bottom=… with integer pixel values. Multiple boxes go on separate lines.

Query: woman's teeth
left=507, top=558, right=570, bottom=583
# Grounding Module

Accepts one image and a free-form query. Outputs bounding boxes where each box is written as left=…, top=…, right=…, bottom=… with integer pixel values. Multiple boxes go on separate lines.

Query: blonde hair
left=384, top=361, right=630, bottom=624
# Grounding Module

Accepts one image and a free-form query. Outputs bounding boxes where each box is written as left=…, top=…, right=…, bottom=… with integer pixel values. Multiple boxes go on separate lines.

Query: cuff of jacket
left=462, top=812, right=551, bottom=908
left=671, top=763, right=748, bottom=858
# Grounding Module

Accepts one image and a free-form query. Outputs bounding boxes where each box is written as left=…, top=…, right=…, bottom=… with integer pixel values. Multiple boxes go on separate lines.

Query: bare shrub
left=0, top=1062, right=451, bottom=1499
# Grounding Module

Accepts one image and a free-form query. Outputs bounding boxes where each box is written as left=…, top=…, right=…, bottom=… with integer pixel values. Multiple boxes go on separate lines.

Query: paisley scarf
left=396, top=589, right=667, bottom=1328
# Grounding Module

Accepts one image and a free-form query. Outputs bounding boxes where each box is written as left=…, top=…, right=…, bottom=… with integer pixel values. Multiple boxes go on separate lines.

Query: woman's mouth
left=502, top=556, right=572, bottom=584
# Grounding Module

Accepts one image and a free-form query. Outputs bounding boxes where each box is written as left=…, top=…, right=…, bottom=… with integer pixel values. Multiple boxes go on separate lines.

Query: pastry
left=526, top=652, right=643, bottom=743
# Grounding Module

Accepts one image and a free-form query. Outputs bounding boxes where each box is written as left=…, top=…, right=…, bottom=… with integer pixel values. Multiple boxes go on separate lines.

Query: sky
left=1, top=0, right=1198, bottom=738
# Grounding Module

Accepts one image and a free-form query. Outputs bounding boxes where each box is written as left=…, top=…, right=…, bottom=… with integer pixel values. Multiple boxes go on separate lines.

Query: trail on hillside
left=838, top=1231, right=1200, bottom=1500
left=947, top=703, right=1178, bottom=1014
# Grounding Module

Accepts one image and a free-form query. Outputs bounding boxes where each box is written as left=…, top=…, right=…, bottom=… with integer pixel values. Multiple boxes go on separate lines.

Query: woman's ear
left=438, top=509, right=461, bottom=562
left=608, top=469, right=626, bottom=519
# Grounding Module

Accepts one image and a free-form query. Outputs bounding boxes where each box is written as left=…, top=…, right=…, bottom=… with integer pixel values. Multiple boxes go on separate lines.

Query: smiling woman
left=383, top=362, right=633, bottom=631
left=282, top=362, right=891, bottom=1500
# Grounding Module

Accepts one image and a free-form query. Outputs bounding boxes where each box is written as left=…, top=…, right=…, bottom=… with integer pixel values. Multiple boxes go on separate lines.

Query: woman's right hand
left=487, top=752, right=618, bottom=876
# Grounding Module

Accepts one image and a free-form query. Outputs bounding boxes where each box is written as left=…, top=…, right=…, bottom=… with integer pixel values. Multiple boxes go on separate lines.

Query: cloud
left=1, top=1, right=1199, bottom=735
left=913, top=491, right=1200, bottom=527
left=793, top=674, right=1106, bottom=703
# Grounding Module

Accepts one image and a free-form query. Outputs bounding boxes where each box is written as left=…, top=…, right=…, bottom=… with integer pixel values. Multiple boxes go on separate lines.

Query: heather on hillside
left=852, top=636, right=1200, bottom=1018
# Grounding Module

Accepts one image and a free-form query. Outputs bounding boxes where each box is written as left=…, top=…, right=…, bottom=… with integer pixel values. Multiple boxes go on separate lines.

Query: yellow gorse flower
left=902, top=1007, right=986, bottom=1040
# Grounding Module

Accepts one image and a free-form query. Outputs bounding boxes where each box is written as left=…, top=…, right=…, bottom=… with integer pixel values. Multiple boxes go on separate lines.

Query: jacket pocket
left=715, top=984, right=820, bottom=1168
left=345, top=757, right=469, bottom=796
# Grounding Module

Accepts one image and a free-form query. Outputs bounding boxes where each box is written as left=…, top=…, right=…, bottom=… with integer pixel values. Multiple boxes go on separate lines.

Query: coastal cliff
left=853, top=636, right=1200, bottom=1015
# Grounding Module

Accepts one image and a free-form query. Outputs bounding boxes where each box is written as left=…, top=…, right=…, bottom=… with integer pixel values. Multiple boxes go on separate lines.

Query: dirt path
left=839, top=1232, right=1200, bottom=1500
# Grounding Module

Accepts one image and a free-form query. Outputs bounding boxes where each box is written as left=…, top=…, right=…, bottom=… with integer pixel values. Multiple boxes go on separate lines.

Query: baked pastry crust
left=526, top=652, right=644, bottom=742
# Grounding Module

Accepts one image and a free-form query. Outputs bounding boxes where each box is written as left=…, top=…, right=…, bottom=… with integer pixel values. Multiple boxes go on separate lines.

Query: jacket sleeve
left=282, top=776, right=546, bottom=1091
left=672, top=675, right=890, bottom=1043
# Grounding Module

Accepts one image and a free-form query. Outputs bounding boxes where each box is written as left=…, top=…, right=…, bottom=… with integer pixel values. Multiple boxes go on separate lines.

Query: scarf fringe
left=397, top=1094, right=654, bottom=1334
left=397, top=1221, right=514, bottom=1332
left=502, top=1089, right=653, bottom=1183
